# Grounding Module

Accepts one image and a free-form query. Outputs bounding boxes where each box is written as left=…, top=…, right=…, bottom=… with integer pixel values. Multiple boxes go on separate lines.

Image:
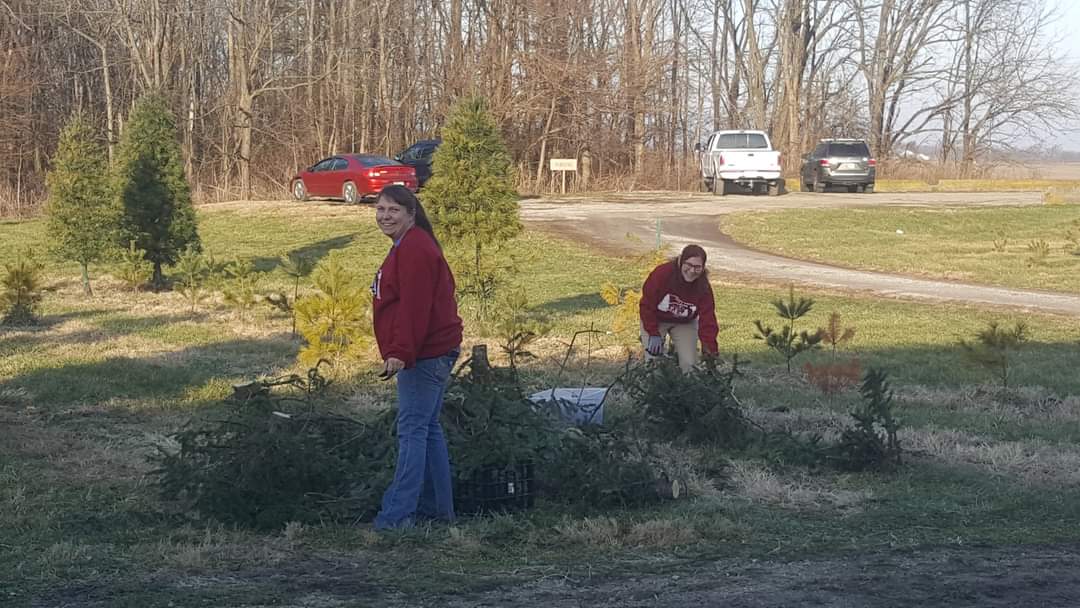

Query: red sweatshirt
left=639, top=261, right=719, bottom=353
left=372, top=227, right=463, bottom=368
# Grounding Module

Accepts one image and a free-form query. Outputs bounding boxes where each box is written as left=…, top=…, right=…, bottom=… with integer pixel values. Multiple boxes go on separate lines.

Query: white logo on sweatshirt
left=371, top=269, right=382, bottom=300
left=657, top=293, right=696, bottom=319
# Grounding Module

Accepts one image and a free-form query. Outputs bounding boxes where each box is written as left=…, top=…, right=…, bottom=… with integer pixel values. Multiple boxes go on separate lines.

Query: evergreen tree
left=294, top=254, right=371, bottom=368
left=45, top=112, right=117, bottom=296
left=1, top=251, right=44, bottom=326
left=113, top=94, right=199, bottom=289
left=421, top=97, right=521, bottom=317
left=753, top=286, right=824, bottom=372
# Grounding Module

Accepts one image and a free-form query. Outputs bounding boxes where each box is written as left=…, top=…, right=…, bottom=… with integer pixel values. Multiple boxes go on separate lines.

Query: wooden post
left=471, top=344, right=490, bottom=375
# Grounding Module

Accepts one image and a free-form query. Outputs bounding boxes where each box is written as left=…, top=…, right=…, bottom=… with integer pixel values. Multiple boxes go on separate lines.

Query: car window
left=400, top=146, right=422, bottom=162
left=330, top=158, right=348, bottom=170
left=812, top=144, right=827, bottom=157
left=312, top=159, right=335, bottom=172
left=828, top=142, right=870, bottom=157
left=353, top=155, right=399, bottom=167
left=419, top=146, right=437, bottom=162
left=716, top=133, right=769, bottom=149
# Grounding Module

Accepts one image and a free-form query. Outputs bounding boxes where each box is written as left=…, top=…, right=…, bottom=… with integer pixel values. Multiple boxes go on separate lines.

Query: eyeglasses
left=681, top=262, right=704, bottom=272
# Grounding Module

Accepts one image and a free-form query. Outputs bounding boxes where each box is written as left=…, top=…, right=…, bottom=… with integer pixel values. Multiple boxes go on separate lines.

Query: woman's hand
left=381, top=357, right=406, bottom=379
left=646, top=335, right=664, bottom=356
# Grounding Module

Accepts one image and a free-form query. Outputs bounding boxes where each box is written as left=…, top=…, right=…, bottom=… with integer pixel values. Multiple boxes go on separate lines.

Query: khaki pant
left=641, top=320, right=700, bottom=373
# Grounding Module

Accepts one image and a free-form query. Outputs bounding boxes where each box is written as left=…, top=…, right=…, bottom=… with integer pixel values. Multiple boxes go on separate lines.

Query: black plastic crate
left=455, top=463, right=535, bottom=515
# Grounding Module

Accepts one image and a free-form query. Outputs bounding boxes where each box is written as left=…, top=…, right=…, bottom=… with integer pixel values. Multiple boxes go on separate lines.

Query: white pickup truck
left=697, top=130, right=783, bottom=196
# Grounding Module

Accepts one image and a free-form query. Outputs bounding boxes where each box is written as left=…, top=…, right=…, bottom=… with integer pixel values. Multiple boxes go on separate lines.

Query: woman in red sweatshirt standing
left=639, top=244, right=719, bottom=372
left=371, top=185, right=463, bottom=530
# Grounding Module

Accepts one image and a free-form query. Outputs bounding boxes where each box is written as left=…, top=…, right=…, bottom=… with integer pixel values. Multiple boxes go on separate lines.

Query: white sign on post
left=549, top=158, right=577, bottom=193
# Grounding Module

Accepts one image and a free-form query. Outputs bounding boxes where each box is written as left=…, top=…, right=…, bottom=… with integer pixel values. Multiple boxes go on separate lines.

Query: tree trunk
left=80, top=262, right=92, bottom=296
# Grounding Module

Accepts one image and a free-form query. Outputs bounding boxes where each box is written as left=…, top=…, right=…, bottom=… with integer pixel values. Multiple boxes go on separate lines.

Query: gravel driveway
left=521, top=190, right=1080, bottom=316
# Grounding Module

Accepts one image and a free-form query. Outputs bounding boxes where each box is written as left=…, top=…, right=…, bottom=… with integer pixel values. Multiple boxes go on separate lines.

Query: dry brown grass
left=650, top=443, right=723, bottom=499
left=625, top=519, right=701, bottom=547
left=726, top=460, right=872, bottom=512
left=0, top=179, right=43, bottom=218
left=1042, top=187, right=1080, bottom=205
left=906, top=428, right=1080, bottom=485
left=555, top=517, right=623, bottom=547
left=876, top=178, right=1080, bottom=193
left=554, top=515, right=701, bottom=549
left=443, top=526, right=483, bottom=552
left=906, top=385, right=1080, bottom=422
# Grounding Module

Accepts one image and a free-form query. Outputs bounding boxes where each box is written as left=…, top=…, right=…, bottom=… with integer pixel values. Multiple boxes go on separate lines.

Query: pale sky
left=1056, top=0, right=1080, bottom=60
left=1051, top=0, right=1080, bottom=150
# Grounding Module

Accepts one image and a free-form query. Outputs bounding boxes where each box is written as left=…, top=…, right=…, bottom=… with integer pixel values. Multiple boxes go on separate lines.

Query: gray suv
left=799, top=139, right=876, bottom=193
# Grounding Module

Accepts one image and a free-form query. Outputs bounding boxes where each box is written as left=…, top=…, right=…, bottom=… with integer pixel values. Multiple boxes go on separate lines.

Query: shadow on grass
left=251, top=234, right=357, bottom=273
left=535, top=292, right=609, bottom=315
left=3, top=308, right=112, bottom=330
left=95, top=312, right=209, bottom=335
left=0, top=336, right=298, bottom=410
left=0, top=309, right=116, bottom=353
left=0, top=312, right=218, bottom=354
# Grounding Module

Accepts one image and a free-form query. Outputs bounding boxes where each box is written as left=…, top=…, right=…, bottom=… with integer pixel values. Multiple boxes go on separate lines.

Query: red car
left=291, top=154, right=418, bottom=204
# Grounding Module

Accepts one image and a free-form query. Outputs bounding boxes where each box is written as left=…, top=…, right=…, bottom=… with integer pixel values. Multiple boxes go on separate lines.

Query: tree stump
left=655, top=473, right=685, bottom=500
left=231, top=381, right=270, bottom=403
left=471, top=344, right=490, bottom=378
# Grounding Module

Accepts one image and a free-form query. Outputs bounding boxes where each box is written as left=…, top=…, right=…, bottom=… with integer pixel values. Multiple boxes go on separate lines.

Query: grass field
left=721, top=204, right=1080, bottom=293
left=3, top=200, right=1080, bottom=606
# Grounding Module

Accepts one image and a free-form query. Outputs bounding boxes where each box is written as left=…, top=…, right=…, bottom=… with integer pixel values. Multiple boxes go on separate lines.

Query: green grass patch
left=721, top=204, right=1080, bottom=292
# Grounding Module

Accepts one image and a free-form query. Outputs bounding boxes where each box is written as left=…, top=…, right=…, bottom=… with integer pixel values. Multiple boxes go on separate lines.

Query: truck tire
left=767, top=180, right=782, bottom=196
left=813, top=176, right=826, bottom=193
left=800, top=181, right=811, bottom=192
left=712, top=178, right=726, bottom=196
left=864, top=183, right=875, bottom=194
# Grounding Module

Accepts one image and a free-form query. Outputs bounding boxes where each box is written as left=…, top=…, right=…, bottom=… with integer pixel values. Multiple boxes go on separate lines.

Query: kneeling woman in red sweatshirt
left=639, top=244, right=719, bottom=372
left=371, top=185, right=463, bottom=530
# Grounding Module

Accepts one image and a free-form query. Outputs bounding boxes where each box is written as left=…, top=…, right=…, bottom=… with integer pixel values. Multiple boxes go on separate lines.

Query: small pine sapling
left=991, top=230, right=1009, bottom=253
left=492, top=288, right=549, bottom=374
left=830, top=367, right=902, bottom=471
left=600, top=246, right=668, bottom=351
left=753, top=285, right=823, bottom=372
left=265, top=252, right=315, bottom=337
left=820, top=312, right=855, bottom=357
left=174, top=246, right=209, bottom=312
left=1, top=251, right=44, bottom=326
left=960, top=320, right=1029, bottom=389
left=293, top=254, right=372, bottom=368
left=1026, top=239, right=1050, bottom=266
left=1064, top=219, right=1080, bottom=255
left=804, top=312, right=861, bottom=395
left=115, top=240, right=153, bottom=291
left=221, top=258, right=261, bottom=321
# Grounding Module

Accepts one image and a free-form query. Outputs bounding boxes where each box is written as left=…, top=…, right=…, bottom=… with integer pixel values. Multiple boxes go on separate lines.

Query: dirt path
left=418, top=543, right=1080, bottom=608
left=39, top=542, right=1080, bottom=607
left=521, top=190, right=1080, bottom=316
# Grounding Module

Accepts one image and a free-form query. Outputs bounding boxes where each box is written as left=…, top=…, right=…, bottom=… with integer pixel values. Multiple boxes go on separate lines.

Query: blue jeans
left=374, top=349, right=459, bottom=530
